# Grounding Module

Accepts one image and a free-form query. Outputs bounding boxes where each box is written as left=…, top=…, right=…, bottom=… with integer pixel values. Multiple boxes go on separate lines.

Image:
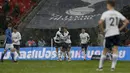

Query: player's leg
left=97, top=37, right=110, bottom=71
left=63, top=48, right=67, bottom=61
left=56, top=47, right=59, bottom=59
left=1, top=47, right=8, bottom=62
left=59, top=47, right=62, bottom=61
left=62, top=43, right=67, bottom=61
left=98, top=48, right=108, bottom=70
left=67, top=44, right=71, bottom=61
left=107, top=51, right=112, bottom=61
left=14, top=45, right=20, bottom=56
left=111, top=35, right=120, bottom=71
left=84, top=44, right=88, bottom=61
left=81, top=44, right=86, bottom=60
left=10, top=44, right=17, bottom=62
left=111, top=46, right=118, bottom=71
left=55, top=43, right=60, bottom=61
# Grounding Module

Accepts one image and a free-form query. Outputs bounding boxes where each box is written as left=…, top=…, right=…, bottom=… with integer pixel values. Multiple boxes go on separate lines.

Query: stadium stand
left=0, top=0, right=40, bottom=28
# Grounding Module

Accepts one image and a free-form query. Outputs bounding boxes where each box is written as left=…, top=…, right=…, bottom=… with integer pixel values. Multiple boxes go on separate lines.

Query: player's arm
left=15, top=32, right=22, bottom=42
left=79, top=34, right=82, bottom=45
left=119, top=19, right=129, bottom=31
left=87, top=34, right=90, bottom=41
left=98, top=13, right=105, bottom=34
left=6, top=30, right=11, bottom=40
left=119, top=12, right=129, bottom=31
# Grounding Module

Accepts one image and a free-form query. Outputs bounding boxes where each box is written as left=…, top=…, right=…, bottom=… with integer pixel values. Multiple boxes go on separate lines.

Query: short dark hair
left=107, top=0, right=115, bottom=7
left=13, top=26, right=18, bottom=30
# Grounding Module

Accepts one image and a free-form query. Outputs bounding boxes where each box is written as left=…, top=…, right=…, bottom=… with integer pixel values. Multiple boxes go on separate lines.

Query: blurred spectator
left=11, top=3, right=20, bottom=17
left=0, top=31, right=5, bottom=47
left=26, top=37, right=36, bottom=47
left=125, top=40, right=130, bottom=46
left=2, top=0, right=10, bottom=14
left=38, top=38, right=46, bottom=47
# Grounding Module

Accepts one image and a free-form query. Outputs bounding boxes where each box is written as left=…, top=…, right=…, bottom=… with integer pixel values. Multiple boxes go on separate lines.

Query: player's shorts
left=105, top=35, right=120, bottom=50
left=55, top=43, right=62, bottom=48
left=62, top=43, right=71, bottom=49
left=14, top=45, right=20, bottom=50
left=81, top=44, right=88, bottom=49
left=5, top=44, right=14, bottom=50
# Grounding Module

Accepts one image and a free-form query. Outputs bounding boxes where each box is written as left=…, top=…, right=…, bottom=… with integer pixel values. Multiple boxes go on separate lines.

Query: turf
left=0, top=60, right=130, bottom=73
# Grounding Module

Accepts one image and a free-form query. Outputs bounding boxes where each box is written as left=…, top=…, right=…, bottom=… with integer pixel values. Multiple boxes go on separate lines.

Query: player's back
left=102, top=9, right=126, bottom=37
left=5, top=29, right=12, bottom=44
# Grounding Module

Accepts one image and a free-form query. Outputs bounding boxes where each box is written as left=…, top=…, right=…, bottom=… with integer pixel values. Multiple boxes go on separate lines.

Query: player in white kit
left=97, top=1, right=129, bottom=71
left=12, top=27, right=21, bottom=56
left=54, top=27, right=64, bottom=61
left=62, top=27, right=72, bottom=61
left=80, top=29, right=90, bottom=61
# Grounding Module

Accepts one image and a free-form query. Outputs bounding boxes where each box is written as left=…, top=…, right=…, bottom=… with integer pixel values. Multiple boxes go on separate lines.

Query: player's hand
left=13, top=40, right=15, bottom=42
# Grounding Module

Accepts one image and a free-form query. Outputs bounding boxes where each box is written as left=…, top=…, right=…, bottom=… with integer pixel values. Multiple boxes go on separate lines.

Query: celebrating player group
left=54, top=27, right=72, bottom=61
left=54, top=27, right=90, bottom=61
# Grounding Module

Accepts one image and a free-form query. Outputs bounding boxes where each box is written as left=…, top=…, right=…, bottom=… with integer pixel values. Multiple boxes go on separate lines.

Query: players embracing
left=62, top=27, right=71, bottom=61
left=54, top=27, right=72, bottom=61
left=54, top=27, right=64, bottom=61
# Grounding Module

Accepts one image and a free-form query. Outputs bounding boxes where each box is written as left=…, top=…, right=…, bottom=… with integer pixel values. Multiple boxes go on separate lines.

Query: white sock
left=82, top=49, right=85, bottom=58
left=14, top=52, right=18, bottom=61
left=99, top=54, right=106, bottom=68
left=68, top=51, right=71, bottom=59
left=11, top=52, right=17, bottom=61
left=59, top=51, right=62, bottom=58
left=111, top=54, right=118, bottom=69
left=108, top=53, right=112, bottom=60
left=64, top=51, right=67, bottom=58
left=56, top=52, right=58, bottom=58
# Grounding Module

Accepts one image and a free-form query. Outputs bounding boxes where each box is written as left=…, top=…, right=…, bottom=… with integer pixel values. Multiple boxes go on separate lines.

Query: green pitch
left=0, top=60, right=130, bottom=73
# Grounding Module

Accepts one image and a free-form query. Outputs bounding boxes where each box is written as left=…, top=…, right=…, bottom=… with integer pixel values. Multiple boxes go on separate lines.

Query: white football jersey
left=80, top=32, right=90, bottom=44
left=12, top=32, right=21, bottom=45
left=54, top=31, right=64, bottom=43
left=64, top=31, right=71, bottom=44
left=101, top=9, right=126, bottom=37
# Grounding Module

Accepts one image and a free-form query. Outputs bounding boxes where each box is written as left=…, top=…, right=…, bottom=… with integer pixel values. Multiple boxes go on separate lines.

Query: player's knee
left=11, top=48, right=16, bottom=52
left=112, top=48, right=118, bottom=53
left=82, top=48, right=85, bottom=51
left=102, top=49, right=108, bottom=55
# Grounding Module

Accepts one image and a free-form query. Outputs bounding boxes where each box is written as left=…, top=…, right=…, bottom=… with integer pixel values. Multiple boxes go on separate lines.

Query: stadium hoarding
left=0, top=47, right=130, bottom=61
left=26, top=0, right=130, bottom=29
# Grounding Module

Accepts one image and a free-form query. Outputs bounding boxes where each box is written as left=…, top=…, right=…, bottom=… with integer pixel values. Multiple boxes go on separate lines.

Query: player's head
left=13, top=27, right=18, bottom=32
left=63, top=27, right=68, bottom=32
left=7, top=23, right=12, bottom=29
left=60, top=27, right=64, bottom=33
left=81, top=28, right=85, bottom=33
left=107, top=0, right=115, bottom=10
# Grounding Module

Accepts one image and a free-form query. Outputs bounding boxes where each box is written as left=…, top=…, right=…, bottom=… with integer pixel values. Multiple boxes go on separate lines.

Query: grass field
left=0, top=60, right=130, bottom=73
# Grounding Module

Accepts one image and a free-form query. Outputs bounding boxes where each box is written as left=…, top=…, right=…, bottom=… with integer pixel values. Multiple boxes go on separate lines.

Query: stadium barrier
left=0, top=47, right=130, bottom=61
